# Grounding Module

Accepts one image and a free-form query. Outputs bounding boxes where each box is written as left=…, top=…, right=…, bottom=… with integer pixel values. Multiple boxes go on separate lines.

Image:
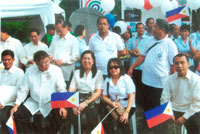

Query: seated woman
left=102, top=58, right=136, bottom=134
left=68, top=50, right=104, bottom=134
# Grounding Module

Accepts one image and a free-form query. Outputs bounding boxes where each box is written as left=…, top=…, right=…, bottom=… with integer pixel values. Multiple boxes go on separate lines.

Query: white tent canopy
left=0, top=0, right=65, bottom=28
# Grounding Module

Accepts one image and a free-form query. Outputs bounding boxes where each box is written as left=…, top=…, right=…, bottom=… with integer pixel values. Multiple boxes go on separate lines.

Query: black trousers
left=142, top=83, right=163, bottom=111
left=14, top=105, right=65, bottom=134
left=102, top=107, right=135, bottom=134
left=132, top=69, right=144, bottom=106
left=0, top=106, right=12, bottom=133
left=174, top=111, right=200, bottom=134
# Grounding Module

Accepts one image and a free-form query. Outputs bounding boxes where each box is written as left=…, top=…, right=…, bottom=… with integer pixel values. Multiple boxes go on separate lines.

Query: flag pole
left=100, top=107, right=116, bottom=123
left=78, top=114, right=81, bottom=134
left=173, top=122, right=177, bottom=134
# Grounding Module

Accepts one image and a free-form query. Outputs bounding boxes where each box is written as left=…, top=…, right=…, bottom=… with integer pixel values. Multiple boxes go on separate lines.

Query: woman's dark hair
left=80, top=50, right=97, bottom=78
left=107, top=58, right=125, bottom=78
left=74, top=25, right=85, bottom=36
left=180, top=24, right=190, bottom=32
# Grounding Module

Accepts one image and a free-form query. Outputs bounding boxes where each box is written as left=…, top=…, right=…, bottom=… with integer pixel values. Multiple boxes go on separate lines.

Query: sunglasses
left=109, top=66, right=120, bottom=70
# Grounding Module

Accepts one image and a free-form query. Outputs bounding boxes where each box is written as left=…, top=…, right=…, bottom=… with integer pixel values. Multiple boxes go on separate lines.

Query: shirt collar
left=3, top=65, right=15, bottom=74
left=175, top=70, right=192, bottom=80
left=62, top=31, right=70, bottom=40
left=36, top=64, right=51, bottom=74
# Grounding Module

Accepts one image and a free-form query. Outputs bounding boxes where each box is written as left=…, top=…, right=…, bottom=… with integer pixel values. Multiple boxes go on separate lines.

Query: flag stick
left=173, top=122, right=177, bottom=134
left=100, top=107, right=116, bottom=123
left=78, top=114, right=81, bottom=134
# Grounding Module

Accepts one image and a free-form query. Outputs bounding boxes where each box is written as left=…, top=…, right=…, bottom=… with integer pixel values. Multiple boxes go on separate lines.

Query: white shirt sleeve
left=95, top=71, right=104, bottom=90
left=160, top=77, right=172, bottom=105
left=183, top=80, right=200, bottom=119
left=15, top=73, right=30, bottom=106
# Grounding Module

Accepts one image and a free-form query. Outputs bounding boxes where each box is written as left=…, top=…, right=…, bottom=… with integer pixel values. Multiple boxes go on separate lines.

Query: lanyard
left=135, top=37, right=142, bottom=47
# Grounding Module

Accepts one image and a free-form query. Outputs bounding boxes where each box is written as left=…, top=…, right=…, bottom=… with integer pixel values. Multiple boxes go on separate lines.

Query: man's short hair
left=34, top=51, right=49, bottom=63
left=1, top=26, right=10, bottom=35
left=46, top=24, right=55, bottom=30
left=29, top=28, right=40, bottom=35
left=1, top=50, right=14, bottom=59
left=173, top=53, right=189, bottom=63
left=55, top=19, right=68, bottom=28
left=146, top=17, right=154, bottom=25
left=156, top=19, right=169, bottom=34
left=97, top=16, right=109, bottom=25
left=180, top=24, right=190, bottom=32
left=136, top=22, right=145, bottom=29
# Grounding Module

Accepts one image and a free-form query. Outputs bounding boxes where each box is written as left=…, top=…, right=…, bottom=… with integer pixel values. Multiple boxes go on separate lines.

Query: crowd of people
left=0, top=16, right=200, bottom=134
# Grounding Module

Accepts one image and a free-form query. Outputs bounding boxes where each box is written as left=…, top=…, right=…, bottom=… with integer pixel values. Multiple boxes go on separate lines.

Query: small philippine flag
left=144, top=101, right=173, bottom=128
left=51, top=92, right=79, bottom=108
left=91, top=122, right=104, bottom=134
left=166, top=6, right=189, bottom=23
left=6, top=116, right=17, bottom=134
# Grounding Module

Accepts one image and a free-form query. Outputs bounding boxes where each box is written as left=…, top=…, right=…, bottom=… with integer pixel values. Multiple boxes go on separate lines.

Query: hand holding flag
left=6, top=116, right=17, bottom=134
left=144, top=101, right=173, bottom=128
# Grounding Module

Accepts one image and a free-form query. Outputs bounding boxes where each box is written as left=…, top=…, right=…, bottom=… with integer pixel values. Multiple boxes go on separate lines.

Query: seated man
left=10, top=50, right=67, bottom=134
left=161, top=53, right=200, bottom=134
left=0, top=50, right=24, bottom=133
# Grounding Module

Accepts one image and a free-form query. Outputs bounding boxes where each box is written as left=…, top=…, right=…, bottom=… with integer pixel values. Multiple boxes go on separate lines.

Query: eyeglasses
left=109, top=66, right=120, bottom=70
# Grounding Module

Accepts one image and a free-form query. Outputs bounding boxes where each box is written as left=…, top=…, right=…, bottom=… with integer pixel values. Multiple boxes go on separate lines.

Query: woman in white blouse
left=68, top=50, right=104, bottom=134
left=102, top=58, right=136, bottom=134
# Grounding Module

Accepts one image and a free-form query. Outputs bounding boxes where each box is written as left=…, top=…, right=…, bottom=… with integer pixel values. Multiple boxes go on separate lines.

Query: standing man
left=161, top=53, right=200, bottom=134
left=49, top=20, right=79, bottom=87
left=10, top=51, right=67, bottom=134
left=22, top=28, right=48, bottom=68
left=0, top=50, right=24, bottom=133
left=89, top=16, right=126, bottom=78
left=144, top=18, right=154, bottom=37
left=171, top=25, right=180, bottom=41
left=0, top=26, right=25, bottom=69
left=128, top=19, right=178, bottom=111
left=127, top=22, right=149, bottom=106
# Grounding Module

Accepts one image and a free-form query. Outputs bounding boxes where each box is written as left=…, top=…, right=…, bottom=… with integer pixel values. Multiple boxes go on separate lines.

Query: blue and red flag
left=6, top=116, right=17, bottom=134
left=166, top=6, right=189, bottom=23
left=144, top=101, right=173, bottom=128
left=51, top=92, right=79, bottom=108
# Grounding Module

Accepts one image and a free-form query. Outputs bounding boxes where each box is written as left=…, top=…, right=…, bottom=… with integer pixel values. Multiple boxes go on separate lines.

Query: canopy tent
left=0, top=0, right=65, bottom=28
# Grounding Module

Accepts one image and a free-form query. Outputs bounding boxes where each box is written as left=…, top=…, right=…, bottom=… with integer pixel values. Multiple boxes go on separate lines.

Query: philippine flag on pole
left=6, top=116, right=17, bottom=134
left=144, top=101, right=173, bottom=128
left=166, top=6, right=189, bottom=23
left=91, top=122, right=104, bottom=134
left=51, top=92, right=79, bottom=108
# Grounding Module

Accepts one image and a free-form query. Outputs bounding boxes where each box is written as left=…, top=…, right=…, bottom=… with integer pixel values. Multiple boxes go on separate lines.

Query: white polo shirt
left=103, top=74, right=136, bottom=108
left=142, top=36, right=178, bottom=88
left=89, top=31, right=124, bottom=75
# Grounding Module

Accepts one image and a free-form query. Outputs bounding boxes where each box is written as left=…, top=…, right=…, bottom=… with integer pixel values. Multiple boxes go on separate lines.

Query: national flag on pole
left=166, top=6, right=189, bottom=23
left=144, top=101, right=173, bottom=128
left=6, top=116, right=17, bottom=134
left=51, top=92, right=79, bottom=108
left=91, top=122, right=104, bottom=134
